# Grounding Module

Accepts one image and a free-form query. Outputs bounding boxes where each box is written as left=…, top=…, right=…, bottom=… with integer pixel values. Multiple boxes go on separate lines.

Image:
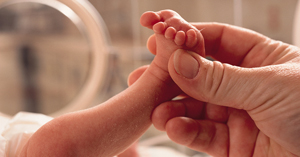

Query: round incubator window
left=0, top=0, right=110, bottom=117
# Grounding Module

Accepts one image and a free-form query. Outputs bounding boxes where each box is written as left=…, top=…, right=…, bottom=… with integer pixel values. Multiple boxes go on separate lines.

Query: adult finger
left=147, top=23, right=273, bottom=67
left=168, top=49, right=282, bottom=110
left=151, top=98, right=205, bottom=131
left=147, top=34, right=156, bottom=55
left=166, top=117, right=229, bottom=157
left=191, top=22, right=270, bottom=67
left=165, top=108, right=258, bottom=157
left=127, top=65, right=149, bottom=86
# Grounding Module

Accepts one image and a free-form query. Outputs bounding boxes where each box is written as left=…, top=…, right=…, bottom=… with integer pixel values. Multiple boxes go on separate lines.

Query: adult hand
left=129, top=23, right=300, bottom=157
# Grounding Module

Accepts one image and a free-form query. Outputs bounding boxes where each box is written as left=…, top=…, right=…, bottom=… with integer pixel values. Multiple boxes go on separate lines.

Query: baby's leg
left=20, top=10, right=205, bottom=157
left=140, top=10, right=205, bottom=73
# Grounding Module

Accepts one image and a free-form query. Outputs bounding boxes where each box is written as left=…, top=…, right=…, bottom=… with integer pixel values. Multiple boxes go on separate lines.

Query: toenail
left=174, top=49, right=199, bottom=79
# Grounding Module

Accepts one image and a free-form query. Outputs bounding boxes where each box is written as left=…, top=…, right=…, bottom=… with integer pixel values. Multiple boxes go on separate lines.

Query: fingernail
left=174, top=49, right=199, bottom=79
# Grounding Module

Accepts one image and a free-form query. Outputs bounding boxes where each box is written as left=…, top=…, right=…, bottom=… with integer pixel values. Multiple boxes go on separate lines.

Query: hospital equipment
left=0, top=1, right=192, bottom=156
left=0, top=0, right=111, bottom=117
left=1, top=0, right=297, bottom=156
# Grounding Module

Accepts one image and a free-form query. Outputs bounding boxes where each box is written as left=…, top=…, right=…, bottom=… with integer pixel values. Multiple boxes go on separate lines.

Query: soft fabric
left=0, top=112, right=53, bottom=157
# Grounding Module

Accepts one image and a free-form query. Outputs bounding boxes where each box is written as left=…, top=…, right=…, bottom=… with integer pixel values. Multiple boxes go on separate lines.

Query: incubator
left=0, top=0, right=195, bottom=156
left=0, top=0, right=298, bottom=156
left=0, top=0, right=111, bottom=117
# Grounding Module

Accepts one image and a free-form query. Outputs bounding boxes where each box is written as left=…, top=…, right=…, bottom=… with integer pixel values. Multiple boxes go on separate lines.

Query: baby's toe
left=165, top=27, right=177, bottom=39
left=153, top=22, right=166, bottom=34
left=186, top=29, right=198, bottom=48
left=174, top=31, right=186, bottom=46
left=140, top=11, right=161, bottom=29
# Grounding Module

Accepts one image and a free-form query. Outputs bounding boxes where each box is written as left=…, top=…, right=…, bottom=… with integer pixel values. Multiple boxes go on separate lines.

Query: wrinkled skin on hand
left=129, top=23, right=300, bottom=157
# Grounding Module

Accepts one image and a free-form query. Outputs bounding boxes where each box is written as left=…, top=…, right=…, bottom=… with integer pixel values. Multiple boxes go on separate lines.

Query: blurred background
left=0, top=0, right=298, bottom=156
left=0, top=0, right=297, bottom=115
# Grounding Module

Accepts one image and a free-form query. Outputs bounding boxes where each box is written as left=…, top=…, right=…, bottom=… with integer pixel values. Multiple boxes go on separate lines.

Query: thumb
left=168, top=49, right=276, bottom=110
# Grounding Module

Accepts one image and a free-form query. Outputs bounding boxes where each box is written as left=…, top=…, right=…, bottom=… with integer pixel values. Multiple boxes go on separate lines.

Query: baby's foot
left=140, top=9, right=205, bottom=72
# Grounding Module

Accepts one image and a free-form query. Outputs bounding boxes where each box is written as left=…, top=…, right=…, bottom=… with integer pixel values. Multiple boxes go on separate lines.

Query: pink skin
left=19, top=10, right=204, bottom=157
left=130, top=22, right=300, bottom=157
left=140, top=10, right=205, bottom=74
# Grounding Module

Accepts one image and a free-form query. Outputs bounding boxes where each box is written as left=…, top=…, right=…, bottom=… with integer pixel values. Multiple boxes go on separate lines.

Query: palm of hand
left=197, top=42, right=300, bottom=156
left=240, top=42, right=300, bottom=156
left=139, top=22, right=300, bottom=156
left=152, top=34, right=300, bottom=156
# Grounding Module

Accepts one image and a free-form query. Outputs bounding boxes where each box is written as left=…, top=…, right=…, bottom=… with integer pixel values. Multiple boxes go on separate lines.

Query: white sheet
left=0, top=112, right=53, bottom=157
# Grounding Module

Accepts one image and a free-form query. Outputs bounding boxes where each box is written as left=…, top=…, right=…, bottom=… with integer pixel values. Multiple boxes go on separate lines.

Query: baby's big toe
left=140, top=11, right=161, bottom=29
